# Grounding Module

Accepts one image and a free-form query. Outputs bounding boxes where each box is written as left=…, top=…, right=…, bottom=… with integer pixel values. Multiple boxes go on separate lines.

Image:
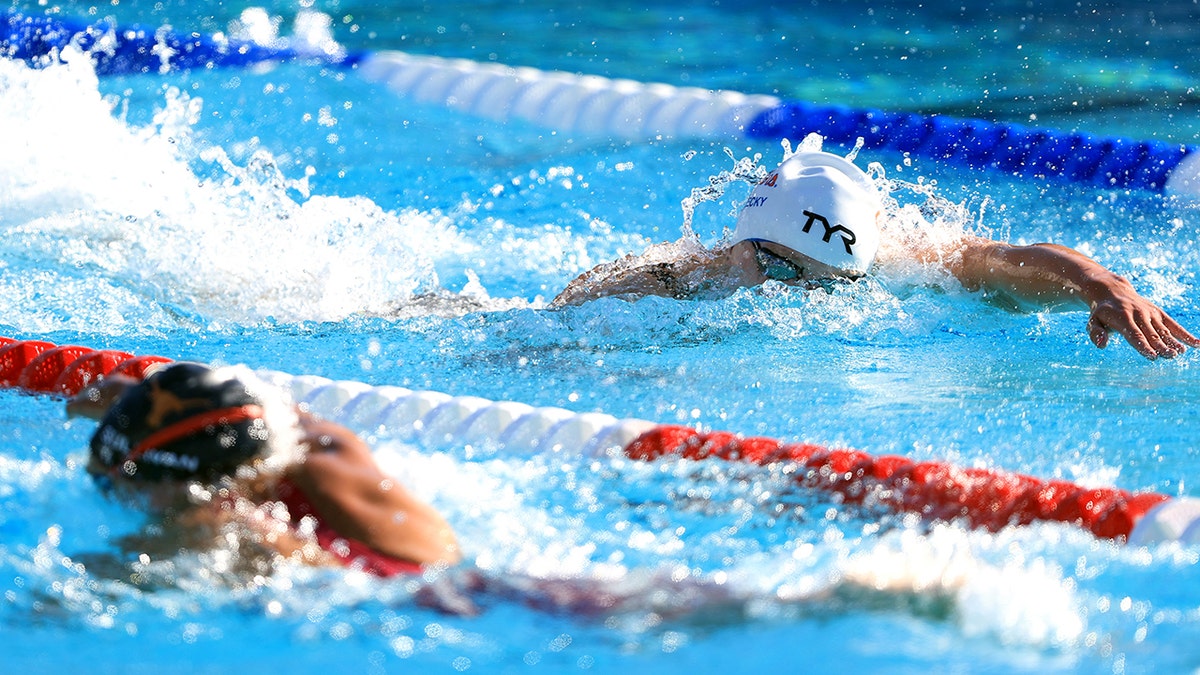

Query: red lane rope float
left=0, top=340, right=58, bottom=387
left=0, top=334, right=1188, bottom=544
left=20, top=345, right=104, bottom=392
left=0, top=338, right=171, bottom=396
left=625, top=426, right=1169, bottom=540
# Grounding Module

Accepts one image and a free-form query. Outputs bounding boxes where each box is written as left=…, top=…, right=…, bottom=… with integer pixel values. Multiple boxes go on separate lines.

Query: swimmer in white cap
left=552, top=150, right=1198, bottom=360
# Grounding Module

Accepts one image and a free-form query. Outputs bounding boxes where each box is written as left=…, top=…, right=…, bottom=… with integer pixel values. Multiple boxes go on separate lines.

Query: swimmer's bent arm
left=948, top=237, right=1199, bottom=359
left=179, top=491, right=344, bottom=569
left=288, top=412, right=463, bottom=567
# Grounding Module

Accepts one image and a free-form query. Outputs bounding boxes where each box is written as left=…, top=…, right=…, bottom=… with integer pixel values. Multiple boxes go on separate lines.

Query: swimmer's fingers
left=1137, top=305, right=1200, bottom=358
left=1160, top=312, right=1200, bottom=348
left=1088, top=302, right=1159, bottom=359
left=1144, top=314, right=1185, bottom=358
left=1088, top=300, right=1196, bottom=360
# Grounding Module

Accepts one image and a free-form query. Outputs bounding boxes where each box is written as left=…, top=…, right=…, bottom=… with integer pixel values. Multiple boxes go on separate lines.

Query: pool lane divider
left=3, top=335, right=1198, bottom=547
left=4, top=9, right=1200, bottom=196
left=0, top=337, right=171, bottom=394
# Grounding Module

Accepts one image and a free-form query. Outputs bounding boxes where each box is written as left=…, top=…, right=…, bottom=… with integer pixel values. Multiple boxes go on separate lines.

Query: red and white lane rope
left=3, top=336, right=1197, bottom=546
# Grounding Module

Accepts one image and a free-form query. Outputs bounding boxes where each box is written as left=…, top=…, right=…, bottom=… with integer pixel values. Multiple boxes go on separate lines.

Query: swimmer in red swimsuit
left=66, top=362, right=976, bottom=617
left=68, top=362, right=461, bottom=576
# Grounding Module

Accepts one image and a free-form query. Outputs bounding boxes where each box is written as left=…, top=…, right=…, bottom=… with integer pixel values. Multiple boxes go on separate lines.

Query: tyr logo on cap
left=800, top=210, right=857, bottom=255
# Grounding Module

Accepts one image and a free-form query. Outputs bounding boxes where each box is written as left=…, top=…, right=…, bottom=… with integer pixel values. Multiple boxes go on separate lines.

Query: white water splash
left=0, top=49, right=467, bottom=330
left=841, top=524, right=1086, bottom=647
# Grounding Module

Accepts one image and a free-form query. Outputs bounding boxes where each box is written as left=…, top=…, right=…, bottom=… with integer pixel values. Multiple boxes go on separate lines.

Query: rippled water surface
left=3, top=1, right=1200, bottom=673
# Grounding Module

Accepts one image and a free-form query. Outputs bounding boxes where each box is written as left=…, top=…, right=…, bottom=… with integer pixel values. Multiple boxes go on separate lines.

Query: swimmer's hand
left=66, top=374, right=139, bottom=420
left=948, top=239, right=1198, bottom=360
left=1083, top=276, right=1200, bottom=360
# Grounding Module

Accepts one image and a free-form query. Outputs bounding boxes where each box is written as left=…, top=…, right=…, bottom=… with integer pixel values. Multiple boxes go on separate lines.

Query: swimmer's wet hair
left=90, top=362, right=300, bottom=483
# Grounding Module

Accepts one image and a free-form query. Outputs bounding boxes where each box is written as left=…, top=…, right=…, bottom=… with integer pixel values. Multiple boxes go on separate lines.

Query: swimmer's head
left=88, top=362, right=285, bottom=483
left=732, top=150, right=882, bottom=278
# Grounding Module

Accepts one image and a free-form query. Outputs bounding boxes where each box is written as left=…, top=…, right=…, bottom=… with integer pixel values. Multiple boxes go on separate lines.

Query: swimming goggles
left=751, top=242, right=858, bottom=291
left=751, top=242, right=806, bottom=283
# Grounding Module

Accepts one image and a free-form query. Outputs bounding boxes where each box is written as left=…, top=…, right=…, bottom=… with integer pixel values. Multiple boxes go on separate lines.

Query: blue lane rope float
left=5, top=8, right=1200, bottom=195
left=0, top=8, right=352, bottom=73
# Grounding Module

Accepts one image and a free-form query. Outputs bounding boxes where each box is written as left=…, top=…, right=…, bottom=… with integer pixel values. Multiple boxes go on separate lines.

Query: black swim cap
left=89, top=362, right=271, bottom=482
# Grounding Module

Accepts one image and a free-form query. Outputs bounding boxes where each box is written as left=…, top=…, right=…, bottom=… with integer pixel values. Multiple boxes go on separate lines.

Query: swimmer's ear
left=66, top=375, right=140, bottom=420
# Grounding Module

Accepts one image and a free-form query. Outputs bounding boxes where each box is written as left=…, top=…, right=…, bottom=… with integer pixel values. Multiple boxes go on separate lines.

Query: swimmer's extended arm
left=550, top=258, right=702, bottom=306
left=947, top=237, right=1199, bottom=359
left=551, top=243, right=763, bottom=307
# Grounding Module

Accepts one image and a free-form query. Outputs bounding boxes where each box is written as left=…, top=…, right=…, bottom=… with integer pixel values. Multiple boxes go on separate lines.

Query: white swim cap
left=732, top=151, right=882, bottom=276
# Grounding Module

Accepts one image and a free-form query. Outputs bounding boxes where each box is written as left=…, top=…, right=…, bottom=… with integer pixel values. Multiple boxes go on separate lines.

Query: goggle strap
left=122, top=404, right=266, bottom=467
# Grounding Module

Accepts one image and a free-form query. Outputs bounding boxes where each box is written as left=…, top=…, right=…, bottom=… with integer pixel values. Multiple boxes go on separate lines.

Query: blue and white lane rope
left=5, top=8, right=1200, bottom=196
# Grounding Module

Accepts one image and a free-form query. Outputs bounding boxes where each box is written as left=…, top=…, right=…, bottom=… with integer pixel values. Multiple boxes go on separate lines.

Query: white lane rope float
left=5, top=8, right=1200, bottom=196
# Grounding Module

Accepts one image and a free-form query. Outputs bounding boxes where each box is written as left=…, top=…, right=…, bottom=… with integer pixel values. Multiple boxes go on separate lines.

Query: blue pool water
left=3, top=1, right=1200, bottom=673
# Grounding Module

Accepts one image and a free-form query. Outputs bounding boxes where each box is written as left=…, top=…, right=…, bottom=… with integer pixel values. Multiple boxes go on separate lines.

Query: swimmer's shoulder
left=296, top=411, right=374, bottom=459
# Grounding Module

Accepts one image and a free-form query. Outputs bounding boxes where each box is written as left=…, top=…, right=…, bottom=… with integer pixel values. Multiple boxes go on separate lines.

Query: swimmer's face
left=751, top=241, right=860, bottom=287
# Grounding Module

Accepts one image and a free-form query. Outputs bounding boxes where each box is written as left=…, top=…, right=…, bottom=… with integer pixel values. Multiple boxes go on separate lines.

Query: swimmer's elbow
left=548, top=289, right=588, bottom=308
